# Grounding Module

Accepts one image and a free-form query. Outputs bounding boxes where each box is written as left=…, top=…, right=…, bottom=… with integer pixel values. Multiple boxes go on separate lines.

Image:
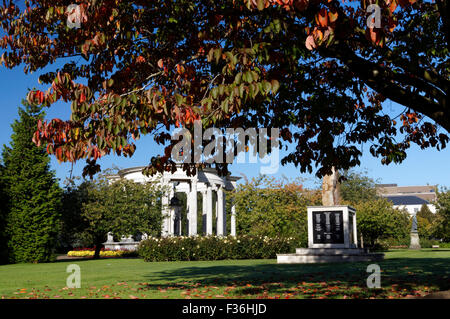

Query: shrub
left=138, top=235, right=298, bottom=262
left=378, top=237, right=410, bottom=249
left=417, top=239, right=441, bottom=248
left=354, top=198, right=410, bottom=248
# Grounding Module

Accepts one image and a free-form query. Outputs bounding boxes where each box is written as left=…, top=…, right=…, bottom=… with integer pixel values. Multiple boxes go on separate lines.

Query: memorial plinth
left=277, top=206, right=384, bottom=264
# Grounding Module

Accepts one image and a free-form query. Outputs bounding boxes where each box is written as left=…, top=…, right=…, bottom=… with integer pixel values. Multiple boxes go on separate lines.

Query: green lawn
left=1, top=249, right=449, bottom=299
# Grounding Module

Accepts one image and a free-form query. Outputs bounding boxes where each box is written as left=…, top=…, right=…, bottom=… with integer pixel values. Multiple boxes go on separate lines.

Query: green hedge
left=378, top=237, right=450, bottom=249
left=138, top=235, right=298, bottom=262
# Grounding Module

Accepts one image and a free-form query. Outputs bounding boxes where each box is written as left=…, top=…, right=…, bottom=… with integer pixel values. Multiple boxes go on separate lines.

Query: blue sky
left=0, top=65, right=449, bottom=190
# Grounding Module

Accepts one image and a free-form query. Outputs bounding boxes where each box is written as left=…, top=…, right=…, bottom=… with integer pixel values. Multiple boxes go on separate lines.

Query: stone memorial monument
left=409, top=215, right=421, bottom=249
left=277, top=168, right=384, bottom=263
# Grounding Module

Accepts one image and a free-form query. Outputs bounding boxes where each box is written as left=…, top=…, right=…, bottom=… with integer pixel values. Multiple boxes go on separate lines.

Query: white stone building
left=104, top=166, right=240, bottom=250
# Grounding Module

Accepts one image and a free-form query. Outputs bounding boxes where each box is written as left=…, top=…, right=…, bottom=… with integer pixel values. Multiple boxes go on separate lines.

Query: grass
left=0, top=249, right=449, bottom=299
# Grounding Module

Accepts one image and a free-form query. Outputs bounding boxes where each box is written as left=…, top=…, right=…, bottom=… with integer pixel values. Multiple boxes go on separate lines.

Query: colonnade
left=161, top=179, right=237, bottom=237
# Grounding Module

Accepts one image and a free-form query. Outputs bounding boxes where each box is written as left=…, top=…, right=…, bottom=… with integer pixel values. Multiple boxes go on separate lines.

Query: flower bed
left=138, top=235, right=298, bottom=262
left=67, top=249, right=137, bottom=258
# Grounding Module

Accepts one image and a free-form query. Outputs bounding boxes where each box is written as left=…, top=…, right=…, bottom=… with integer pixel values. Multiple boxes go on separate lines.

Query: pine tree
left=2, top=101, right=62, bottom=263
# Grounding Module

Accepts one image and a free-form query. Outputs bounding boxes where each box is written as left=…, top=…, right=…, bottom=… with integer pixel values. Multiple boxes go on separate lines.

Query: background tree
left=417, top=203, right=435, bottom=223
left=63, top=173, right=165, bottom=259
left=1, top=102, right=62, bottom=263
left=232, top=175, right=321, bottom=245
left=340, top=170, right=380, bottom=205
left=0, top=161, right=9, bottom=264
left=57, top=177, right=90, bottom=252
left=338, top=170, right=412, bottom=248
left=0, top=1, right=448, bottom=178
left=433, top=189, right=450, bottom=242
left=416, top=203, right=436, bottom=239
left=354, top=198, right=410, bottom=249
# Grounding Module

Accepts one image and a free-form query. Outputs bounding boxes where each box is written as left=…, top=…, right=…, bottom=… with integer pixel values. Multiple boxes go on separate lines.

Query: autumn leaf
left=305, top=34, right=317, bottom=50
left=316, top=8, right=328, bottom=28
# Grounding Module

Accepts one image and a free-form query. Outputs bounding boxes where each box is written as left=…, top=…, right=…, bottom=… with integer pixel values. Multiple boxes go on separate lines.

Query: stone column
left=188, top=179, right=198, bottom=236
left=161, top=181, right=170, bottom=237
left=352, top=213, right=358, bottom=246
left=202, top=190, right=207, bottom=234
left=217, top=185, right=226, bottom=236
left=231, top=203, right=236, bottom=237
left=215, top=189, right=218, bottom=232
left=206, top=185, right=213, bottom=235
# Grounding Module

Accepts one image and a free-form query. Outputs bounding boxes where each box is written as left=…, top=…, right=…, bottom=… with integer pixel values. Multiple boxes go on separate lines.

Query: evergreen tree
left=417, top=204, right=435, bottom=223
left=0, top=161, right=9, bottom=264
left=2, top=101, right=62, bottom=263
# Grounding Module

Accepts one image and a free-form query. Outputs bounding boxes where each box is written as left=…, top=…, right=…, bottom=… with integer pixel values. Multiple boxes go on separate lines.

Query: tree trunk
left=93, top=242, right=102, bottom=259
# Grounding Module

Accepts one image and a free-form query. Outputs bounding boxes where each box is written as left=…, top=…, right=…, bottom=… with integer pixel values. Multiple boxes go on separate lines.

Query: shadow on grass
left=140, top=258, right=449, bottom=297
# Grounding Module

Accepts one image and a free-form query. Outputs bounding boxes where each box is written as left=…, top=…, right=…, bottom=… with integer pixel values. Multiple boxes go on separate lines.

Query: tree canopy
left=0, top=0, right=448, bottom=177
left=340, top=170, right=380, bottom=205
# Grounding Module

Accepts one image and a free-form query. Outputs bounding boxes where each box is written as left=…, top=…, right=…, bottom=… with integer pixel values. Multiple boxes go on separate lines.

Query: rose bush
left=138, top=235, right=297, bottom=262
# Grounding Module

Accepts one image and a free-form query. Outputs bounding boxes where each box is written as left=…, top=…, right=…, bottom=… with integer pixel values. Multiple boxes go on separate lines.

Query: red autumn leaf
left=136, top=55, right=146, bottom=63
left=176, top=64, right=185, bottom=74
left=328, top=9, right=338, bottom=23
left=389, top=0, right=398, bottom=13
left=316, top=8, right=328, bottom=28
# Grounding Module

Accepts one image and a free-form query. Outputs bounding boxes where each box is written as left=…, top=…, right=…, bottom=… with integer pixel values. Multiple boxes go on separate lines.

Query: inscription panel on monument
left=312, top=211, right=344, bottom=244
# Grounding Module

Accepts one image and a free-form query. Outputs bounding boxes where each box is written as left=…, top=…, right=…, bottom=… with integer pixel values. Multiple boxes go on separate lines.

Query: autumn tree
left=0, top=0, right=448, bottom=178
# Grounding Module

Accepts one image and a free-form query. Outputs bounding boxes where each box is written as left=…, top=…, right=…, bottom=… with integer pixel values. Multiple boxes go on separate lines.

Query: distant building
left=376, top=184, right=437, bottom=216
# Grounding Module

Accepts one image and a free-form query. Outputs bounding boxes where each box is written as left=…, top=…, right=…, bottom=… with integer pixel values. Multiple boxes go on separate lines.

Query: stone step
left=295, top=248, right=368, bottom=255
left=277, top=252, right=384, bottom=264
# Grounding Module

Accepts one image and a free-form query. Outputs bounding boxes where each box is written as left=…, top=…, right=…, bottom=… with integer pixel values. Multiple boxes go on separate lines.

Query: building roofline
left=117, top=165, right=241, bottom=181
